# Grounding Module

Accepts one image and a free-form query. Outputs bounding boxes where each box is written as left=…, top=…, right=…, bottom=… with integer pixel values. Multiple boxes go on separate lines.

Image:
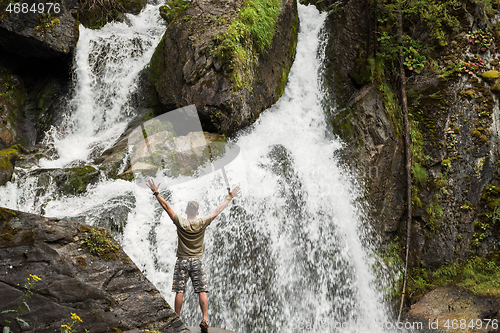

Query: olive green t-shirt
left=173, top=214, right=212, bottom=257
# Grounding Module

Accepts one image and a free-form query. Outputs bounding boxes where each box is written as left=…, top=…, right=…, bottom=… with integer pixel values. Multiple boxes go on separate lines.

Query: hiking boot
left=200, top=319, right=209, bottom=333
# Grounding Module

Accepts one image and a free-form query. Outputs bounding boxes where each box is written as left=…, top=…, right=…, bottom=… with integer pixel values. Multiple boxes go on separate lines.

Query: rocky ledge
left=0, top=207, right=189, bottom=333
left=406, top=285, right=500, bottom=333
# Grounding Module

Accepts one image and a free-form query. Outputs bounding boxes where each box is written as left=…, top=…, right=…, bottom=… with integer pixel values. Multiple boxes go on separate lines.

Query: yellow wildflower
left=61, top=324, right=72, bottom=332
left=71, top=313, right=82, bottom=323
left=29, top=274, right=42, bottom=281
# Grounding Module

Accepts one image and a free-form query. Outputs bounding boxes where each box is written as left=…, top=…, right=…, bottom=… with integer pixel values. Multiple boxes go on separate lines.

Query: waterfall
left=40, top=3, right=166, bottom=168
left=0, top=3, right=401, bottom=333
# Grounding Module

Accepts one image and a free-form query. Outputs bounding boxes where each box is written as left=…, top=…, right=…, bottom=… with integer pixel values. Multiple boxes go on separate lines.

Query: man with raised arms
left=147, top=179, right=240, bottom=333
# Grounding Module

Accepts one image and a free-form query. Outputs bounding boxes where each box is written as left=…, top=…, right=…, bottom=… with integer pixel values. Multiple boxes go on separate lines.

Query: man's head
left=186, top=201, right=199, bottom=218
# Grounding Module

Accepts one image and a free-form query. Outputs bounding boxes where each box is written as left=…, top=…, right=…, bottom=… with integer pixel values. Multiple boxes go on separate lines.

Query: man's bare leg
left=198, top=292, right=208, bottom=321
left=175, top=292, right=184, bottom=316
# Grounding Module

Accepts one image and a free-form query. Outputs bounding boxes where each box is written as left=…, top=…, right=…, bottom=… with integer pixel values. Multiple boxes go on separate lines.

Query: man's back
left=173, top=214, right=212, bottom=257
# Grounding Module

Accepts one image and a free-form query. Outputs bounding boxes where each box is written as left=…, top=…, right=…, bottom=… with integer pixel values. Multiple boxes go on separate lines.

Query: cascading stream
left=41, top=3, right=166, bottom=168
left=0, top=3, right=401, bottom=333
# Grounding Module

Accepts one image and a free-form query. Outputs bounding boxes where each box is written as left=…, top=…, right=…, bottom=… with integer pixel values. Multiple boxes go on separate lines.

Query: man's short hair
left=186, top=201, right=199, bottom=216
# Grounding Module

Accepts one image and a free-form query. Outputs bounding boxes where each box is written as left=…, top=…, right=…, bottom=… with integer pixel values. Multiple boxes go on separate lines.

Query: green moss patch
left=0, top=147, right=18, bottom=170
left=56, top=166, right=100, bottom=196
left=481, top=70, right=499, bottom=82
left=82, top=227, right=120, bottom=260
left=408, top=257, right=500, bottom=302
left=332, top=108, right=358, bottom=142
left=411, top=162, right=427, bottom=187
left=213, top=0, right=282, bottom=90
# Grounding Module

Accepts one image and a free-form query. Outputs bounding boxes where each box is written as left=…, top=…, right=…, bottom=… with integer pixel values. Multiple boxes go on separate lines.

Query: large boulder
left=0, top=207, right=190, bottom=333
left=0, top=0, right=79, bottom=59
left=406, top=285, right=500, bottom=333
left=149, top=0, right=299, bottom=135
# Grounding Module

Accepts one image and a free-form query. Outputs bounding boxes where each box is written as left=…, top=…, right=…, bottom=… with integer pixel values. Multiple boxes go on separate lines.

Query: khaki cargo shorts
left=172, top=257, right=209, bottom=293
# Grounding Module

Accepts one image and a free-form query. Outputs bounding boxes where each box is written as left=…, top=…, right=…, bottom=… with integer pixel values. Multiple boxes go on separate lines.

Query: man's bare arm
left=209, top=186, right=240, bottom=221
left=147, top=179, right=176, bottom=221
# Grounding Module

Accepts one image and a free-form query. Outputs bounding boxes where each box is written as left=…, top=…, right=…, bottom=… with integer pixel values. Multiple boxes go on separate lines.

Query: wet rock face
left=0, top=207, right=190, bottom=333
left=150, top=0, right=299, bottom=135
left=322, top=0, right=406, bottom=241
left=0, top=0, right=79, bottom=59
left=321, top=0, right=500, bottom=270
left=331, top=85, right=406, bottom=237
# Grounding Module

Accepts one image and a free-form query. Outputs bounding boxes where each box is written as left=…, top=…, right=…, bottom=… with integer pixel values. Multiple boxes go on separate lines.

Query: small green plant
left=458, top=57, right=489, bottom=77
left=468, top=28, right=494, bottom=52
left=411, top=162, right=427, bottom=186
left=445, top=127, right=458, bottom=149
left=34, top=13, right=60, bottom=33
left=1, top=274, right=42, bottom=333
left=402, top=37, right=426, bottom=73
left=61, top=313, right=83, bottom=333
left=441, top=159, right=451, bottom=169
left=426, top=194, right=443, bottom=231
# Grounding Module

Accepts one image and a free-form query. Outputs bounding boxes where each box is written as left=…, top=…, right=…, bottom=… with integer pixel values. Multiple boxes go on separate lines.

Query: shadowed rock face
left=0, top=0, right=79, bottom=59
left=150, top=0, right=299, bottom=135
left=0, top=207, right=190, bottom=333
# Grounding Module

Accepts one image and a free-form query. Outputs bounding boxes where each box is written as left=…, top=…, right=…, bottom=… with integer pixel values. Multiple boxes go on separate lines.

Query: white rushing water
left=40, top=3, right=166, bottom=168
left=0, top=3, right=399, bottom=333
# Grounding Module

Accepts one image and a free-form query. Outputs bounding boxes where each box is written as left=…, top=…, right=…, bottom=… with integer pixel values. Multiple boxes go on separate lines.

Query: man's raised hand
left=147, top=179, right=160, bottom=193
left=228, top=186, right=241, bottom=200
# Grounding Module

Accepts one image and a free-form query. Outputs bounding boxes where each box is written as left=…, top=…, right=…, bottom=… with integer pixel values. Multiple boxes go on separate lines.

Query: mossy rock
left=149, top=35, right=166, bottom=86
left=332, top=108, right=359, bottom=141
left=82, top=227, right=120, bottom=260
left=460, top=89, right=475, bottom=98
left=481, top=70, right=499, bottom=82
left=0, top=147, right=19, bottom=185
left=33, top=165, right=100, bottom=196
left=57, top=166, right=100, bottom=195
